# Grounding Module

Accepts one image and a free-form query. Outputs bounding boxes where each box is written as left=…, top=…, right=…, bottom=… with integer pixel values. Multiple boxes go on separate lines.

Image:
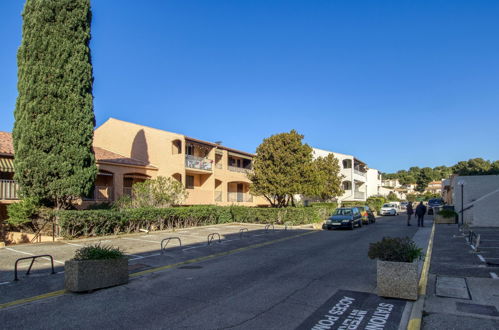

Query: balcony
left=354, top=169, right=366, bottom=177
left=227, top=192, right=253, bottom=203
left=185, top=155, right=213, bottom=172
left=0, top=179, right=20, bottom=200
left=354, top=191, right=365, bottom=199
left=228, top=166, right=252, bottom=174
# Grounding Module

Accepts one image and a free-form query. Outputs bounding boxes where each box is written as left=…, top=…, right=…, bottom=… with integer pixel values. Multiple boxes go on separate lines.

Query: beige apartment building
left=93, top=118, right=268, bottom=206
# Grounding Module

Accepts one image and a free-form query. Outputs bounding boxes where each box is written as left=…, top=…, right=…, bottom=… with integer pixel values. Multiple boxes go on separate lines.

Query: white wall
left=366, top=168, right=382, bottom=198
left=452, top=175, right=499, bottom=226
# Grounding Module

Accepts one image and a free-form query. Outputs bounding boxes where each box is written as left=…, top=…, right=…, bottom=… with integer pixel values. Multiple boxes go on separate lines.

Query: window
left=186, top=175, right=194, bottom=189
left=186, top=145, right=194, bottom=156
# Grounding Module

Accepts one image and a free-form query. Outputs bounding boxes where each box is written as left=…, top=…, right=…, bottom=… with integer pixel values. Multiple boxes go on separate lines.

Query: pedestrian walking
left=406, top=202, right=414, bottom=226
left=415, top=201, right=427, bottom=227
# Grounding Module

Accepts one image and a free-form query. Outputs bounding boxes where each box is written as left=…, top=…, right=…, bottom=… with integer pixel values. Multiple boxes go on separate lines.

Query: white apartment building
left=312, top=148, right=379, bottom=202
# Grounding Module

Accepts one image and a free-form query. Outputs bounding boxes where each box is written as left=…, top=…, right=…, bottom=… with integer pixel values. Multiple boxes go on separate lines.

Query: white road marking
left=122, top=237, right=161, bottom=244
left=476, top=247, right=499, bottom=249
left=182, top=245, right=204, bottom=251
left=5, top=248, right=64, bottom=264
left=64, top=242, right=84, bottom=247
left=491, top=272, right=498, bottom=279
left=0, top=281, right=10, bottom=285
left=478, top=255, right=486, bottom=262
left=483, top=257, right=499, bottom=259
left=129, top=253, right=161, bottom=261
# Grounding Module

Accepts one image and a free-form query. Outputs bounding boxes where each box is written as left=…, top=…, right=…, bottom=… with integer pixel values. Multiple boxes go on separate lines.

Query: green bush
left=73, top=244, right=124, bottom=260
left=366, top=196, right=387, bottom=213
left=368, top=237, right=423, bottom=263
left=57, top=205, right=335, bottom=239
left=6, top=197, right=41, bottom=226
left=438, top=209, right=458, bottom=218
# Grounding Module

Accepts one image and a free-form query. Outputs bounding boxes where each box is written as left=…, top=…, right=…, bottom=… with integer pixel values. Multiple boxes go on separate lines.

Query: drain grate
left=178, top=265, right=202, bottom=269
left=456, top=302, right=499, bottom=317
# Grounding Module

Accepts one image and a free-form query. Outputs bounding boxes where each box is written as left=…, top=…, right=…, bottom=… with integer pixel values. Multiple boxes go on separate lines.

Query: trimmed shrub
left=57, top=205, right=336, bottom=239
left=438, top=209, right=458, bottom=218
left=368, top=237, right=423, bottom=263
left=73, top=244, right=124, bottom=260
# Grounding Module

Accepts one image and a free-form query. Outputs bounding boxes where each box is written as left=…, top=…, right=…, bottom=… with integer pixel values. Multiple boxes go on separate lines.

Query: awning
left=0, top=157, right=14, bottom=172
left=228, top=151, right=253, bottom=160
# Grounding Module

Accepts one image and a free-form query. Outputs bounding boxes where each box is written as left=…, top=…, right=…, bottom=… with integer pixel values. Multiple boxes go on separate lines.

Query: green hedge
left=57, top=205, right=337, bottom=239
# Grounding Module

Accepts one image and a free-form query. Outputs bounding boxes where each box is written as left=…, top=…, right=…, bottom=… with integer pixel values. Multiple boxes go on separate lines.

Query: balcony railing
left=215, top=163, right=223, bottom=169
left=0, top=180, right=20, bottom=200
left=354, top=191, right=365, bottom=199
left=214, top=191, right=222, bottom=202
left=228, top=166, right=252, bottom=174
left=185, top=155, right=213, bottom=171
left=354, top=169, right=366, bottom=177
left=227, top=192, right=253, bottom=203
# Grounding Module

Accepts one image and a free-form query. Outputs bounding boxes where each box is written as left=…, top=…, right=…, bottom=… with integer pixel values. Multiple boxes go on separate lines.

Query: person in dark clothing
left=415, top=202, right=427, bottom=227
left=406, top=202, right=414, bottom=226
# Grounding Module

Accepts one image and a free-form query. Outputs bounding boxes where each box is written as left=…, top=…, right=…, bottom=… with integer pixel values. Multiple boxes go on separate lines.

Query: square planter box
left=377, top=260, right=418, bottom=300
left=65, top=258, right=128, bottom=292
left=434, top=215, right=456, bottom=224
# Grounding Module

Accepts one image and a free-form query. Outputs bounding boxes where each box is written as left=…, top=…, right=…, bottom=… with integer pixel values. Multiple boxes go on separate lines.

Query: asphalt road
left=0, top=214, right=420, bottom=329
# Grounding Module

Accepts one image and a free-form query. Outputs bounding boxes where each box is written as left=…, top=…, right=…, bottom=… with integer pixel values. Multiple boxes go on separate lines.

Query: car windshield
left=334, top=209, right=352, bottom=216
left=383, top=204, right=395, bottom=208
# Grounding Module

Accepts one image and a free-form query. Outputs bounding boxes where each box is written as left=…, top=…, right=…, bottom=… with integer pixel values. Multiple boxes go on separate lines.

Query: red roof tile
left=0, top=132, right=155, bottom=168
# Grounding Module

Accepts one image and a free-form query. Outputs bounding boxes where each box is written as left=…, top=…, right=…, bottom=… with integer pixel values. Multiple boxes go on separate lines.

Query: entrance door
left=237, top=183, right=244, bottom=202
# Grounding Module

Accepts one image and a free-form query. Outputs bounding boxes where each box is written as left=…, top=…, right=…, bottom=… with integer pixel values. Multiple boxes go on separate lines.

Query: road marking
left=478, top=255, right=486, bottom=262
left=64, top=242, right=84, bottom=247
left=483, top=257, right=499, bottom=259
left=131, top=231, right=316, bottom=278
left=0, top=281, right=10, bottom=286
left=6, top=248, right=64, bottom=264
left=0, top=230, right=316, bottom=310
left=476, top=247, right=499, bottom=249
left=122, top=237, right=161, bottom=244
left=491, top=272, right=498, bottom=279
left=407, top=222, right=436, bottom=330
left=129, top=253, right=160, bottom=261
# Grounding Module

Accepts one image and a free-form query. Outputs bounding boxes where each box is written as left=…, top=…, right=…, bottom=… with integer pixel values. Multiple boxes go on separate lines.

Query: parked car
left=322, top=207, right=363, bottom=230
left=380, top=203, right=399, bottom=216
left=427, top=198, right=444, bottom=215
left=399, top=201, right=408, bottom=211
left=356, top=206, right=376, bottom=224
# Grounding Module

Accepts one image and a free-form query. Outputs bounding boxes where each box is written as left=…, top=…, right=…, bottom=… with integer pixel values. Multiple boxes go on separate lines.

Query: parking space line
left=64, top=242, right=84, bottom=247
left=478, top=255, right=486, bottom=262
left=0, top=281, right=10, bottom=286
left=6, top=248, right=64, bottom=264
left=122, top=237, right=161, bottom=244
left=491, top=273, right=498, bottom=279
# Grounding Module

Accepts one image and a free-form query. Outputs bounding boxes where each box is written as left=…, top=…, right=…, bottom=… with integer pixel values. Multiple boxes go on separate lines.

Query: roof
left=0, top=132, right=156, bottom=169
left=0, top=132, right=14, bottom=155
left=103, top=118, right=255, bottom=158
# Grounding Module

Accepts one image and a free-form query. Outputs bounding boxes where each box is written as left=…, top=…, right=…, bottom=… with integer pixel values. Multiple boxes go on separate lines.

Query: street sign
left=296, top=290, right=406, bottom=330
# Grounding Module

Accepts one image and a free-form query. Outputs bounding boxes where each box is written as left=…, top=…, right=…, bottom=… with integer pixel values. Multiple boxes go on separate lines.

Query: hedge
left=56, top=205, right=338, bottom=239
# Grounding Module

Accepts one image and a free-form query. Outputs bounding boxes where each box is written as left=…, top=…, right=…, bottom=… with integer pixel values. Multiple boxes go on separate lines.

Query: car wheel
left=350, top=222, right=355, bottom=230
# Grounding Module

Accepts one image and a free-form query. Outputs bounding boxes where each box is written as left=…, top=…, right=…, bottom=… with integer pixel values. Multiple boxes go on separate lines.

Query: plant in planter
left=368, top=237, right=423, bottom=300
left=435, top=209, right=458, bottom=224
left=65, top=244, right=128, bottom=292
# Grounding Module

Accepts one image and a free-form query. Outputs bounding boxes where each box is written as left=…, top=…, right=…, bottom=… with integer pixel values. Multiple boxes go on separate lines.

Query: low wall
left=3, top=231, right=55, bottom=245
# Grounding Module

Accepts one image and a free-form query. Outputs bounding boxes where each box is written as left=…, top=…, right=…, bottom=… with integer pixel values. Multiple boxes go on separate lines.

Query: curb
left=407, top=222, right=436, bottom=330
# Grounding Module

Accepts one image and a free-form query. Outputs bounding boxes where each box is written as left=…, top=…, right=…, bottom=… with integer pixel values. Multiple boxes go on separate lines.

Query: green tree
left=308, top=154, right=344, bottom=200
left=415, top=167, right=434, bottom=192
left=386, top=191, right=399, bottom=201
left=116, top=176, right=188, bottom=209
left=452, top=158, right=492, bottom=176
left=13, top=0, right=96, bottom=209
left=249, top=130, right=313, bottom=207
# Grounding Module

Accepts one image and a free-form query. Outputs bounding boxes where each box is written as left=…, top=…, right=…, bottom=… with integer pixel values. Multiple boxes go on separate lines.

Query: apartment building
left=0, top=118, right=268, bottom=220
left=426, top=180, right=443, bottom=194
left=312, top=148, right=371, bottom=202
left=93, top=118, right=267, bottom=206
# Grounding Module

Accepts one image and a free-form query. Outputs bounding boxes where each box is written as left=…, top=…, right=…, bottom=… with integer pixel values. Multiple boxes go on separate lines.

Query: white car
left=380, top=203, right=399, bottom=216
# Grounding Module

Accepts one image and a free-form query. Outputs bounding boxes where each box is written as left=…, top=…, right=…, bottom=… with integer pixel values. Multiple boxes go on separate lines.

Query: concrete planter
left=434, top=214, right=456, bottom=224
left=377, top=260, right=418, bottom=300
left=65, top=258, right=128, bottom=292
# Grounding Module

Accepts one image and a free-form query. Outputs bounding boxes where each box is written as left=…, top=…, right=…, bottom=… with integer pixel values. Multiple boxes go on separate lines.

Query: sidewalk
left=421, top=225, right=499, bottom=329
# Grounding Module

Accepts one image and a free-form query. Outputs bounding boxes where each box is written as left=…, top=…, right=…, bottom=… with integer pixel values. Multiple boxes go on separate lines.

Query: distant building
left=426, top=180, right=443, bottom=194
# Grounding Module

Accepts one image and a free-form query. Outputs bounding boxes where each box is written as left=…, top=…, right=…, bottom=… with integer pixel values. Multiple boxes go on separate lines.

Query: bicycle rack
left=160, top=237, right=182, bottom=254
left=264, top=224, right=275, bottom=233
left=14, top=255, right=56, bottom=281
left=239, top=228, right=249, bottom=239
left=469, top=231, right=481, bottom=252
left=207, top=233, right=221, bottom=245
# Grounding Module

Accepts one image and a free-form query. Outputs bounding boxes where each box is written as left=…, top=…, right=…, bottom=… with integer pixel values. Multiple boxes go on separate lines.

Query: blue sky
left=1, top=0, right=498, bottom=173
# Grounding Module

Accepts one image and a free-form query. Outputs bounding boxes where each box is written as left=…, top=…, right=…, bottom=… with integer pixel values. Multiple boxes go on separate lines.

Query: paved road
left=0, top=214, right=421, bottom=329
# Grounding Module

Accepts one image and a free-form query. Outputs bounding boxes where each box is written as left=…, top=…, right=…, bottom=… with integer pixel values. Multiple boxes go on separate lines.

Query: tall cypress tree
left=13, top=0, right=97, bottom=209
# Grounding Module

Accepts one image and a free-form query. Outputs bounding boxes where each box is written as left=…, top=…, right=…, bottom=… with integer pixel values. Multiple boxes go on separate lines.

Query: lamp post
left=457, top=180, right=465, bottom=226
